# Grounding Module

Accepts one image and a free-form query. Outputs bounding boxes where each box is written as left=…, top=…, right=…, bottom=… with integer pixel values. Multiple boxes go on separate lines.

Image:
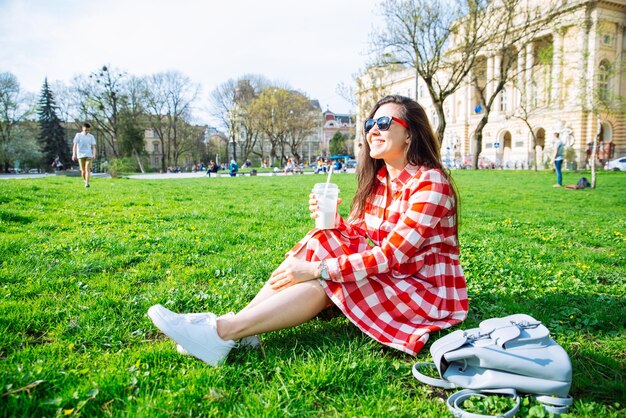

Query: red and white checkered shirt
left=288, top=164, right=468, bottom=355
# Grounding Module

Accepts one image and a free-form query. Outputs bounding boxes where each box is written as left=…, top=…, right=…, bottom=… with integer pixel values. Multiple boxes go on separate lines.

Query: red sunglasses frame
left=364, top=116, right=409, bottom=133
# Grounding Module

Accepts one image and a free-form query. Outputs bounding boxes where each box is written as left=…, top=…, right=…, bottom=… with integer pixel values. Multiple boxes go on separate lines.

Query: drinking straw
left=323, top=165, right=334, bottom=197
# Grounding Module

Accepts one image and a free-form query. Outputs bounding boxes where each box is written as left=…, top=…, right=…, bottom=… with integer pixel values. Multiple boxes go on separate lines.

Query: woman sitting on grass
left=148, top=95, right=468, bottom=365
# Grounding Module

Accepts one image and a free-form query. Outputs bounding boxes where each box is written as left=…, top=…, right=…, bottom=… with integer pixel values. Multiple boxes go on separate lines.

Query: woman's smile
left=366, top=103, right=409, bottom=170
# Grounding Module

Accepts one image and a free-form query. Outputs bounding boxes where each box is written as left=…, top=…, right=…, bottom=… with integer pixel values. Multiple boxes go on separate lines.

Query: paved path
left=125, top=172, right=319, bottom=179
left=0, top=173, right=111, bottom=180
left=1, top=170, right=354, bottom=180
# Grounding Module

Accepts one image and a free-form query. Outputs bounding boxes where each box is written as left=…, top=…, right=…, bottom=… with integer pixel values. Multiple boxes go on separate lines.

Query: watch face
left=321, top=261, right=329, bottom=279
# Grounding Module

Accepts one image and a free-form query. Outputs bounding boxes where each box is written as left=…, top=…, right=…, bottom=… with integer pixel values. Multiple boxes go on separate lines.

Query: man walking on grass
left=72, top=123, right=97, bottom=188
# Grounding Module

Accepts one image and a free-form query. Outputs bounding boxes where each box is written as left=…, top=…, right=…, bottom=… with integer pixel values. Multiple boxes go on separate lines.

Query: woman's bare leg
left=216, top=279, right=330, bottom=341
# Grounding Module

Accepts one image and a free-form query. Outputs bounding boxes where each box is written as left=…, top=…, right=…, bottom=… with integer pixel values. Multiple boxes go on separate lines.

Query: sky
left=0, top=0, right=383, bottom=126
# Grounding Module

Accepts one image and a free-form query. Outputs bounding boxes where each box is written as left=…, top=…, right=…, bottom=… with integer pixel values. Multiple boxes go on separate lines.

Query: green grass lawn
left=0, top=170, right=624, bottom=417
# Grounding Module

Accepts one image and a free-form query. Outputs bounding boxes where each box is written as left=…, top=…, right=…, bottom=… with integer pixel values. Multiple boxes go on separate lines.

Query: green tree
left=118, top=112, right=145, bottom=158
left=329, top=131, right=348, bottom=156
left=249, top=88, right=318, bottom=165
left=117, top=76, right=147, bottom=173
left=37, top=78, right=69, bottom=169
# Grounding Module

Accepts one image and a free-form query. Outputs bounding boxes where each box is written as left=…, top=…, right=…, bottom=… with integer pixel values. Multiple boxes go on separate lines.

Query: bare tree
left=210, top=78, right=239, bottom=163
left=507, top=84, right=547, bottom=171
left=48, top=81, right=81, bottom=124
left=355, top=66, right=392, bottom=118
left=371, top=0, right=490, bottom=142
left=0, top=72, right=35, bottom=172
left=73, top=65, right=127, bottom=158
left=336, top=79, right=358, bottom=108
left=353, top=66, right=393, bottom=153
left=48, top=81, right=84, bottom=150
left=142, top=71, right=199, bottom=170
left=142, top=74, right=169, bottom=171
left=469, top=0, right=562, bottom=169
left=210, top=75, right=269, bottom=163
left=587, top=69, right=625, bottom=188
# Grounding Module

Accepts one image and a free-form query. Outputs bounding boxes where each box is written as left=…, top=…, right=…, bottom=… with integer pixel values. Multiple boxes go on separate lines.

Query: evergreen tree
left=329, top=131, right=348, bottom=156
left=37, top=78, right=69, bottom=169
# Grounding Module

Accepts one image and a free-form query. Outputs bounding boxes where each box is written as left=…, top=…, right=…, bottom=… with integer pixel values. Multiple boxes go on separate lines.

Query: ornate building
left=356, top=0, right=625, bottom=169
left=322, top=109, right=356, bottom=157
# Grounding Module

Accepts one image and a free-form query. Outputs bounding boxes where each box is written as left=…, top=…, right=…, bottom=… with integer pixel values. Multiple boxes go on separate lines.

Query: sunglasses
left=364, top=116, right=409, bottom=133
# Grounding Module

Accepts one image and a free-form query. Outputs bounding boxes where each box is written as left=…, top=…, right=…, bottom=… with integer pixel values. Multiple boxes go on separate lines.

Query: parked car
left=604, top=156, right=626, bottom=171
left=28, top=168, right=41, bottom=174
left=345, top=159, right=357, bottom=169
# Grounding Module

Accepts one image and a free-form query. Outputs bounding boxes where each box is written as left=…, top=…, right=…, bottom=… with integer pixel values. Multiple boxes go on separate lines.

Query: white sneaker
left=175, top=312, right=260, bottom=355
left=147, top=304, right=236, bottom=366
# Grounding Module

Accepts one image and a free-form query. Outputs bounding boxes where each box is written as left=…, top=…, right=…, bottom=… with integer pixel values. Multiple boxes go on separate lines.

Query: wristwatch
left=319, top=261, right=329, bottom=279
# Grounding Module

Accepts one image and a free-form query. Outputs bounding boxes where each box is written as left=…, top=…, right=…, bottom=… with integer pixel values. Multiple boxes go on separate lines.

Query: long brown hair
left=350, top=95, right=459, bottom=222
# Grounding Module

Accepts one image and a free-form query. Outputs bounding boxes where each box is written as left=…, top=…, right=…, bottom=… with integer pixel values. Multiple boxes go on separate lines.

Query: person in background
left=206, top=160, right=216, bottom=177
left=229, top=159, right=239, bottom=177
left=72, top=123, right=96, bottom=188
left=315, top=157, right=326, bottom=174
left=284, top=158, right=295, bottom=174
left=552, top=132, right=565, bottom=187
left=147, top=95, right=468, bottom=366
left=51, top=155, right=64, bottom=171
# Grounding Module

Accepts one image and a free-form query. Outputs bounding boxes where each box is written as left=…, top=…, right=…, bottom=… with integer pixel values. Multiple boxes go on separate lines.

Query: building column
left=449, top=92, right=456, bottom=122
left=615, top=23, right=624, bottom=97
left=493, top=54, right=502, bottom=114
left=466, top=71, right=474, bottom=118
left=577, top=21, right=590, bottom=110
left=486, top=56, right=494, bottom=101
left=516, top=48, right=525, bottom=108
left=525, top=43, right=535, bottom=106
left=551, top=30, right=564, bottom=106
left=584, top=10, right=598, bottom=109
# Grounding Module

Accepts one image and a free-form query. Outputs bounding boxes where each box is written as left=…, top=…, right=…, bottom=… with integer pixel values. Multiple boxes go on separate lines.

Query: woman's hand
left=309, top=193, right=342, bottom=219
left=269, top=258, right=320, bottom=291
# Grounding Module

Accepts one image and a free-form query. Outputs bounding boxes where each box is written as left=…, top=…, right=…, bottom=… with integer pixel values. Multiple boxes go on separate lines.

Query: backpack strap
left=412, top=362, right=456, bottom=389
left=535, top=394, right=573, bottom=415
left=446, top=388, right=520, bottom=418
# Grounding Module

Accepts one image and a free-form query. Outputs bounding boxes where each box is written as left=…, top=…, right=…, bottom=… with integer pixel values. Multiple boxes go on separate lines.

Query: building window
left=602, top=34, right=614, bottom=46
left=500, top=89, right=508, bottom=112
left=153, top=142, right=159, bottom=153
left=500, top=89, right=507, bottom=112
left=598, top=60, right=611, bottom=101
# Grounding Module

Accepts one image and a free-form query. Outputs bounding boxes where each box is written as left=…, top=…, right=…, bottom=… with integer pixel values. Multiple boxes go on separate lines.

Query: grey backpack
left=413, top=314, right=573, bottom=417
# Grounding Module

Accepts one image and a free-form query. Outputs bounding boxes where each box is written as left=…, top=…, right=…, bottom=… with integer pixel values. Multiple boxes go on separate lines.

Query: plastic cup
left=312, top=183, right=339, bottom=229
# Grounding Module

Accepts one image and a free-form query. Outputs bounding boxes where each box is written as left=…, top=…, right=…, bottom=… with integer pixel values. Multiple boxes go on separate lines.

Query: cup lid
left=313, top=183, right=338, bottom=189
